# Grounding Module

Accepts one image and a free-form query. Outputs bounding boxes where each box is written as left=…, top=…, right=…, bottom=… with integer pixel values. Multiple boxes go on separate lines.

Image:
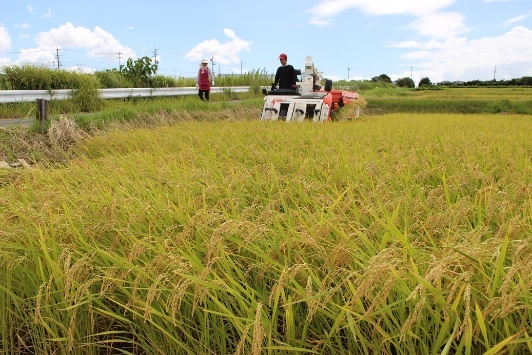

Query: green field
left=1, top=87, right=531, bottom=122
left=363, top=87, right=532, bottom=115
left=1, top=111, right=530, bottom=354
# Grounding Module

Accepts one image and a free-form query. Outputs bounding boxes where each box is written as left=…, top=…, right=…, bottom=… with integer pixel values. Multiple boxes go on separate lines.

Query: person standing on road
left=273, top=53, right=297, bottom=90
left=197, top=58, right=215, bottom=101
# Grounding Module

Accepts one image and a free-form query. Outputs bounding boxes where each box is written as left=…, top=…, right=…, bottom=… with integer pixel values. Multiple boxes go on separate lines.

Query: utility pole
left=117, top=52, right=122, bottom=69
left=55, top=48, right=61, bottom=70
left=153, top=49, right=158, bottom=74
left=347, top=66, right=350, bottom=82
left=493, top=66, right=497, bottom=81
left=210, top=55, right=215, bottom=75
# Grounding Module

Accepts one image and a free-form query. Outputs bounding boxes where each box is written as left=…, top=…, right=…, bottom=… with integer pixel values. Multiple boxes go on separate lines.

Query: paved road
left=0, top=118, right=33, bottom=128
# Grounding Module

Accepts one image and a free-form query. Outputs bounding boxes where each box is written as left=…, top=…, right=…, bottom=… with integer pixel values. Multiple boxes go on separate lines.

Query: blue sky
left=1, top=0, right=531, bottom=84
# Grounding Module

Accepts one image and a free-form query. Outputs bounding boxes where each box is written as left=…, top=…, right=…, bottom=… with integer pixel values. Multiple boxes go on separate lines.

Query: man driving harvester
left=273, top=53, right=297, bottom=90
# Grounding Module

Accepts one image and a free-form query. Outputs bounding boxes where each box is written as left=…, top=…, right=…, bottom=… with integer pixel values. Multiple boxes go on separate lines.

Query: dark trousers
left=198, top=90, right=210, bottom=101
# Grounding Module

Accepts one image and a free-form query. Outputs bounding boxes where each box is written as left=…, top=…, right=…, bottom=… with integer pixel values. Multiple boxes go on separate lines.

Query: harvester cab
left=260, top=56, right=359, bottom=122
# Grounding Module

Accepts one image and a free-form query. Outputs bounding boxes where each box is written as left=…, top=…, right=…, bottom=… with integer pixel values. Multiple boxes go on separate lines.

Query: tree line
left=333, top=73, right=531, bottom=89
left=376, top=74, right=532, bottom=88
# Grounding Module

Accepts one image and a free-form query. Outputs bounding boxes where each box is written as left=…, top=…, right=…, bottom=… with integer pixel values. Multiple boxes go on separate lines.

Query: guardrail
left=0, top=86, right=251, bottom=103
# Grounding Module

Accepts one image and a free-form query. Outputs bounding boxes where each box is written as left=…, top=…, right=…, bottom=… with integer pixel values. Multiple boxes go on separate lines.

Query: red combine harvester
left=260, top=56, right=360, bottom=122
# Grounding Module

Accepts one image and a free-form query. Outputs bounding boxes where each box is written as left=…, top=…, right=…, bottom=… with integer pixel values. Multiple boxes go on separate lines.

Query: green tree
left=395, top=77, right=415, bottom=88
left=517, top=76, right=532, bottom=86
left=418, top=77, right=432, bottom=87
left=120, top=56, right=159, bottom=87
left=371, top=74, right=392, bottom=83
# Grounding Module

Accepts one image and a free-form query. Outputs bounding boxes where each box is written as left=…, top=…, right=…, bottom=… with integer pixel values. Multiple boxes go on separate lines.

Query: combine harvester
left=260, top=56, right=360, bottom=122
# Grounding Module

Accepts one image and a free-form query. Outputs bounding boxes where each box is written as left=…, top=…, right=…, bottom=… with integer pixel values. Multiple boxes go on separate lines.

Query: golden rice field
left=0, top=113, right=531, bottom=354
left=386, top=87, right=532, bottom=101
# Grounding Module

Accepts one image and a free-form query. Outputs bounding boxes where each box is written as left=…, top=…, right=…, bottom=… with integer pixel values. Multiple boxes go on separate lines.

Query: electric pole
left=347, top=66, right=350, bottom=82
left=210, top=56, right=215, bottom=75
left=153, top=49, right=158, bottom=74
left=55, top=48, right=61, bottom=70
left=117, top=52, right=122, bottom=69
left=493, top=66, right=497, bottom=81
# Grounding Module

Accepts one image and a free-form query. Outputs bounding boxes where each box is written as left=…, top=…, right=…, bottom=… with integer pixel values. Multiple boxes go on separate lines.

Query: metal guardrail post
left=36, top=98, right=48, bottom=134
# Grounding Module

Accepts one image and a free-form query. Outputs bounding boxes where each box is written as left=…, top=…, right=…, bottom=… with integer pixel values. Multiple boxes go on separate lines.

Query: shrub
left=47, top=115, right=85, bottom=148
left=95, top=70, right=133, bottom=88
left=71, top=75, right=105, bottom=112
left=396, top=77, right=415, bottom=88
left=151, top=75, right=181, bottom=88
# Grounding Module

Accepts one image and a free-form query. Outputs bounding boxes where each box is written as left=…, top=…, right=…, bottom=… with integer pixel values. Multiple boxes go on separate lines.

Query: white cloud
left=14, top=23, right=31, bottom=29
left=27, top=5, right=52, bottom=18
left=185, top=28, right=252, bottom=65
left=0, top=57, right=12, bottom=67
left=389, top=40, right=423, bottom=49
left=307, top=1, right=466, bottom=40
left=504, top=14, right=530, bottom=26
left=16, top=47, right=56, bottom=66
left=33, top=22, right=135, bottom=61
left=406, top=12, right=469, bottom=38
left=3, top=22, right=136, bottom=70
left=396, top=26, right=532, bottom=81
left=388, top=38, right=449, bottom=50
left=307, top=0, right=456, bottom=26
left=0, top=25, right=11, bottom=52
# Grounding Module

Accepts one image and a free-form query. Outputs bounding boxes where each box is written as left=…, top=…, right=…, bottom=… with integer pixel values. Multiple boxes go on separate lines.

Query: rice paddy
left=0, top=112, right=531, bottom=354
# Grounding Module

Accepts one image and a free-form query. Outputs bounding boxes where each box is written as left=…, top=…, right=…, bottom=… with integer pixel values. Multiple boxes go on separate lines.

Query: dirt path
left=0, top=118, right=33, bottom=127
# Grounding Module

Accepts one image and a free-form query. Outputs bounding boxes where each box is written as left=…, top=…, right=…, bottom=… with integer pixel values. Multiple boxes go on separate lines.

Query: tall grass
left=1, top=113, right=530, bottom=354
left=2, top=65, right=95, bottom=91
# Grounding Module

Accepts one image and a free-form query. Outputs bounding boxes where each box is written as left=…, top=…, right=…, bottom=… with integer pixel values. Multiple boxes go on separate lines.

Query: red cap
left=278, top=53, right=287, bottom=59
